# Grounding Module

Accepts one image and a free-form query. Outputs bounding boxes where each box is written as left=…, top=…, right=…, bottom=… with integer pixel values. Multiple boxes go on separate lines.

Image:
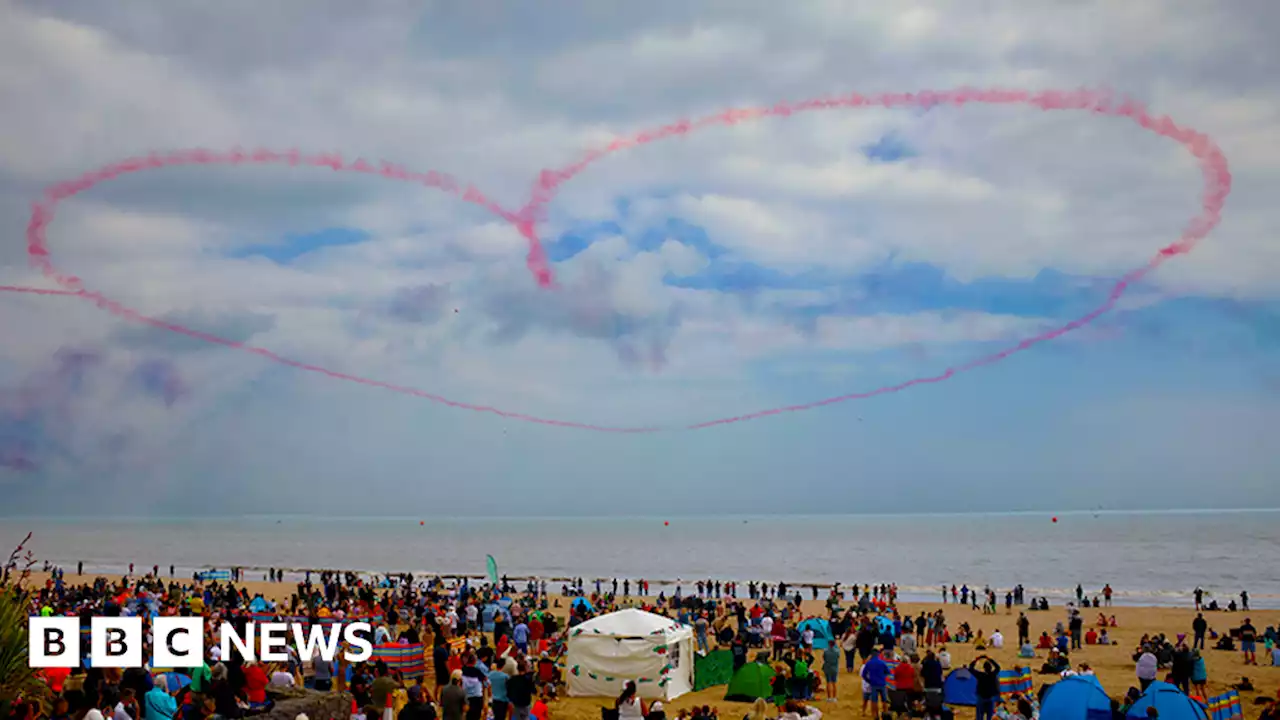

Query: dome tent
left=1041, top=675, right=1112, bottom=720
left=1125, top=682, right=1209, bottom=720
left=566, top=608, right=695, bottom=701
left=724, top=661, right=776, bottom=702
left=797, top=618, right=835, bottom=649
left=943, top=668, right=978, bottom=706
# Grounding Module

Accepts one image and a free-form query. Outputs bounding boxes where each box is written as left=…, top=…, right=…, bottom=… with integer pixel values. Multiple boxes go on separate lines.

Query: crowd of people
left=7, top=565, right=1279, bottom=720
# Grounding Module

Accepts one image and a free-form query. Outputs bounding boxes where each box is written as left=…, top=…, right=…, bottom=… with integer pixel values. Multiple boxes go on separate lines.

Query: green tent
left=694, top=649, right=734, bottom=692
left=724, top=662, right=776, bottom=702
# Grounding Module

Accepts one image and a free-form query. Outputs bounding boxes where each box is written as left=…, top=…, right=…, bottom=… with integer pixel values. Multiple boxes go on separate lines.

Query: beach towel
left=1207, top=691, right=1243, bottom=720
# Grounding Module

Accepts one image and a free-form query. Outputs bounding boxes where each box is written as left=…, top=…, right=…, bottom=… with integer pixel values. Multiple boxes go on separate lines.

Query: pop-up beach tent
left=797, top=618, right=835, bottom=649
left=566, top=608, right=694, bottom=701
left=1126, top=682, right=1209, bottom=720
left=943, top=668, right=978, bottom=706
left=1041, top=675, right=1112, bottom=720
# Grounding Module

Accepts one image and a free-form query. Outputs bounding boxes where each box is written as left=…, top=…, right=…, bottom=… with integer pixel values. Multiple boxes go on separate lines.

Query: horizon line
left=2, top=507, right=1278, bottom=522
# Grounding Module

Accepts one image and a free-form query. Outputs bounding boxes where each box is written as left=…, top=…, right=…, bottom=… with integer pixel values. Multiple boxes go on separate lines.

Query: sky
left=1, top=0, right=1278, bottom=516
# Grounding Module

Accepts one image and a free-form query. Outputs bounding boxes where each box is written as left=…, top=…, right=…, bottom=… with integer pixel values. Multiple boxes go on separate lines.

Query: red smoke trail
left=0, top=285, right=79, bottom=297
left=1, top=88, right=1232, bottom=432
left=519, top=88, right=1232, bottom=429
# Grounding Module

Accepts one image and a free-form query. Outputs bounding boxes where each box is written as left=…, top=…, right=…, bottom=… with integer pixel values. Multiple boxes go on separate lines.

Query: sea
left=2, top=510, right=1278, bottom=609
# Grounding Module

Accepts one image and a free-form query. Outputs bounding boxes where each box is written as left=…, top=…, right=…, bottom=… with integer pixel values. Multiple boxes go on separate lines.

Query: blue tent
left=874, top=615, right=898, bottom=637
left=249, top=596, right=269, bottom=612
left=1042, top=675, right=1112, bottom=720
left=482, top=603, right=501, bottom=632
left=158, top=673, right=191, bottom=693
left=571, top=597, right=595, bottom=613
left=1126, top=682, right=1208, bottom=720
left=943, top=668, right=978, bottom=706
left=797, top=618, right=835, bottom=649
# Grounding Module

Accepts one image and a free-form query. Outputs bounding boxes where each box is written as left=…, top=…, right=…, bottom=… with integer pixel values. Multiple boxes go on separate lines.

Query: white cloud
left=0, top=1, right=1277, bottom=500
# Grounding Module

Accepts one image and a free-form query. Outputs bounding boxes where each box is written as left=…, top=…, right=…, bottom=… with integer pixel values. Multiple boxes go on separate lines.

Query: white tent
left=565, top=608, right=694, bottom=701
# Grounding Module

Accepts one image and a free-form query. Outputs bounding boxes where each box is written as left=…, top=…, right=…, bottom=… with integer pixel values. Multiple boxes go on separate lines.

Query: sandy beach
left=22, top=570, right=1278, bottom=720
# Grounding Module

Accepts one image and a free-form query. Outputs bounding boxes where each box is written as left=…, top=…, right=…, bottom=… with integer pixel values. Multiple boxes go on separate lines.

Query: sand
left=22, top=571, right=1278, bottom=720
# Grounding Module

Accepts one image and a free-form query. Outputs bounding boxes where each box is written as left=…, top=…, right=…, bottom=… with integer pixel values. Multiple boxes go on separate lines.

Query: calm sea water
left=2, top=511, right=1278, bottom=608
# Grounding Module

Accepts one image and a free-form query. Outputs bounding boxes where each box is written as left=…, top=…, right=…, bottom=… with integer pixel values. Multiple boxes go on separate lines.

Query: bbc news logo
left=29, top=617, right=375, bottom=668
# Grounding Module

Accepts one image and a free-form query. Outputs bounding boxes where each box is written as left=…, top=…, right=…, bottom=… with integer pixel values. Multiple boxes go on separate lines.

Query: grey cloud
left=478, top=263, right=683, bottom=371
left=386, top=283, right=452, bottom=324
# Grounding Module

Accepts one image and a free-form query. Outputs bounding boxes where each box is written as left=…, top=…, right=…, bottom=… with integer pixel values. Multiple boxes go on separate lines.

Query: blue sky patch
left=862, top=132, right=916, bottom=163
left=230, top=227, right=370, bottom=264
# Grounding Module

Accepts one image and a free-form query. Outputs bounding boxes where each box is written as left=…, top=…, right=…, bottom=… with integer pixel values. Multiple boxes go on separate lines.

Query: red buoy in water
left=663, top=521, right=669, bottom=526
left=1052, top=516, right=1058, bottom=523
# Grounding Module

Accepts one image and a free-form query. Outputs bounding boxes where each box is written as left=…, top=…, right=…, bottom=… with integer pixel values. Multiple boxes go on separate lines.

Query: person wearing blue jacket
left=860, top=650, right=889, bottom=718
left=144, top=684, right=177, bottom=720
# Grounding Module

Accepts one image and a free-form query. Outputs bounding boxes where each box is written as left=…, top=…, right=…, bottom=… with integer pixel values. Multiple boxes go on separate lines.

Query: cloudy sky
left=1, top=0, right=1278, bottom=516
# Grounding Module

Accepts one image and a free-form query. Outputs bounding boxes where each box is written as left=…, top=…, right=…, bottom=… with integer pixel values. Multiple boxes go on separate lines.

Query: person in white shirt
left=113, top=689, right=139, bottom=720
left=938, top=647, right=952, bottom=670
left=990, top=630, right=1005, bottom=649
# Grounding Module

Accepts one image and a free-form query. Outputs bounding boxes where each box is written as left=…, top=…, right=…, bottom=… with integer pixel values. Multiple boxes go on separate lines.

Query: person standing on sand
left=1194, top=587, right=1204, bottom=610
left=860, top=649, right=889, bottom=719
left=969, top=656, right=1001, bottom=720
left=1192, top=614, right=1207, bottom=651
left=1240, top=618, right=1258, bottom=665
left=1103, top=584, right=1113, bottom=607
left=1241, top=591, right=1250, bottom=611
left=440, top=671, right=466, bottom=720
left=506, top=662, right=534, bottom=720
left=822, top=641, right=840, bottom=702
left=840, top=624, right=858, bottom=673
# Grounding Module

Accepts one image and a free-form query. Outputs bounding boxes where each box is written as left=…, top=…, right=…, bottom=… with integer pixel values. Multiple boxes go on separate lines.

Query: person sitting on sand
left=973, top=630, right=987, bottom=651
left=616, top=681, right=647, bottom=720
left=1037, top=632, right=1053, bottom=650
left=1097, top=614, right=1108, bottom=627
left=1019, top=642, right=1036, bottom=659
left=775, top=700, right=821, bottom=720
left=990, top=630, right=1004, bottom=650
left=742, top=698, right=769, bottom=720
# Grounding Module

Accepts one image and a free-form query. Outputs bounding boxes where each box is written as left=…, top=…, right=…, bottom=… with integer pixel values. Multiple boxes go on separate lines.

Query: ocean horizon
left=4, top=509, right=1278, bottom=609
